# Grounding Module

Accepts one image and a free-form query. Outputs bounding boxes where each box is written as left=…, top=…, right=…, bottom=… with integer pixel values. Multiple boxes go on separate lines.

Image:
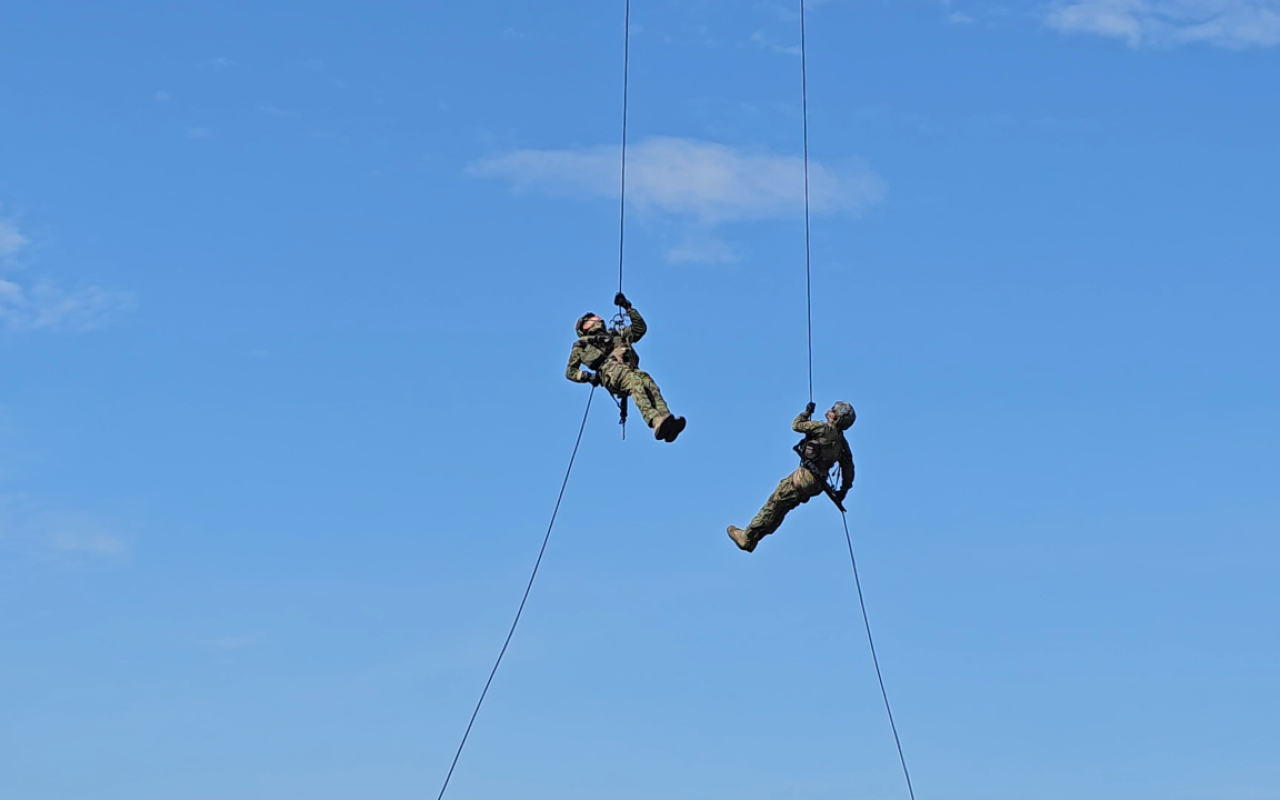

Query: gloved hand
left=804, top=401, right=816, bottom=416
left=614, top=292, right=632, bottom=310
left=584, top=370, right=601, bottom=386
left=834, top=488, right=848, bottom=503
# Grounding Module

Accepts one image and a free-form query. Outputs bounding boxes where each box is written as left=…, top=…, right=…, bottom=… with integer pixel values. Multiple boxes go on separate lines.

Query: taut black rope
left=798, top=2, right=916, bottom=796
left=799, top=0, right=814, bottom=404
left=840, top=509, right=917, bottom=800
left=616, top=0, right=631, bottom=300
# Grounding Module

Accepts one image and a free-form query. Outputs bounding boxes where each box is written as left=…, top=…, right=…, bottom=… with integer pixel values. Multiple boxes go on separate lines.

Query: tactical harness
left=793, top=435, right=847, bottom=512
left=582, top=316, right=636, bottom=439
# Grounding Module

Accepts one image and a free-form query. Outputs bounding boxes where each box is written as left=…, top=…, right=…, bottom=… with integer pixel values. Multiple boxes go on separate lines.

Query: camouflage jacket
left=564, top=307, right=648, bottom=383
left=793, top=408, right=855, bottom=492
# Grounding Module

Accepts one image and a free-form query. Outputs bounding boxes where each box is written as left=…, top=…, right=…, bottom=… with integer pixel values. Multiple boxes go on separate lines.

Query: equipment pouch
left=610, top=345, right=638, bottom=368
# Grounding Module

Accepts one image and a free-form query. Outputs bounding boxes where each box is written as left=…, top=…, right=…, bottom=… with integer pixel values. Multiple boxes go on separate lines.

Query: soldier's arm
left=565, top=344, right=591, bottom=383
left=838, top=443, right=855, bottom=493
left=621, top=307, right=647, bottom=343
left=792, top=407, right=822, bottom=434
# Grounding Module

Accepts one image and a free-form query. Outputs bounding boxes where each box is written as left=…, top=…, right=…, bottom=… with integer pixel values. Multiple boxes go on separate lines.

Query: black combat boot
left=662, top=415, right=686, bottom=442
left=652, top=414, right=673, bottom=441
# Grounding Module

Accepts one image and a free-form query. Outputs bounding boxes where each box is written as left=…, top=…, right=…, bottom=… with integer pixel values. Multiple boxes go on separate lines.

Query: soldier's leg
left=620, top=368, right=670, bottom=426
left=599, top=364, right=633, bottom=407
left=744, top=475, right=803, bottom=540
left=729, top=469, right=823, bottom=551
left=747, top=469, right=822, bottom=537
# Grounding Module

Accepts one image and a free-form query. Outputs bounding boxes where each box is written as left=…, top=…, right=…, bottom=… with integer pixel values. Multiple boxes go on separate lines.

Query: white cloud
left=1046, top=0, right=1280, bottom=48
left=27, top=512, right=128, bottom=558
left=666, top=237, right=741, bottom=265
left=0, top=219, right=29, bottom=257
left=750, top=30, right=802, bottom=55
left=470, top=136, right=885, bottom=225
left=52, top=529, right=125, bottom=556
left=0, top=217, right=134, bottom=333
left=0, top=279, right=135, bottom=333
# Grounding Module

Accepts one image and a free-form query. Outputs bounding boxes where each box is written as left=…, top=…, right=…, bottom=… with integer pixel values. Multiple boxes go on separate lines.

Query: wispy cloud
left=0, top=279, right=134, bottom=333
left=470, top=136, right=885, bottom=225
left=255, top=102, right=297, bottom=119
left=666, top=236, right=740, bottom=265
left=51, top=529, right=126, bottom=557
left=0, top=217, right=134, bottom=333
left=750, top=30, right=801, bottom=55
left=0, top=219, right=29, bottom=257
left=0, top=474, right=127, bottom=564
left=4, top=511, right=129, bottom=559
left=1046, top=0, right=1280, bottom=48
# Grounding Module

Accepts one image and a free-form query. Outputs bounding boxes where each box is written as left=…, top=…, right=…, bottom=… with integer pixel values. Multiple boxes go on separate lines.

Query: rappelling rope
left=434, top=388, right=597, bottom=800
left=616, top=0, right=631, bottom=299
left=610, top=0, right=633, bottom=440
left=799, top=0, right=814, bottom=406
left=797, top=2, right=915, bottom=797
left=840, top=510, right=917, bottom=800
left=435, top=4, right=632, bottom=791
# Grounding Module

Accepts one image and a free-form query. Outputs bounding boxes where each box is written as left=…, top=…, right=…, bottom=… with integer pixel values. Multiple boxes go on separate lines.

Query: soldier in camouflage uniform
left=565, top=292, right=686, bottom=442
left=727, top=400, right=855, bottom=552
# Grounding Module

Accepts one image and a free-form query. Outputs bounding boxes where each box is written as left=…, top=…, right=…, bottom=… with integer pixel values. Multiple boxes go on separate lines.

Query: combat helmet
left=830, top=401, right=856, bottom=430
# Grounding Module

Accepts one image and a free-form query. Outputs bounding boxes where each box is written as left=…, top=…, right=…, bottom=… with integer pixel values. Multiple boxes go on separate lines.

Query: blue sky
left=2, top=1, right=1279, bottom=798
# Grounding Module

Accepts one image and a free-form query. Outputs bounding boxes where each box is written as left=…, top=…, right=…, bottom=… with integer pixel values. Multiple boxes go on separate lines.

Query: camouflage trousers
left=745, top=467, right=823, bottom=539
left=601, top=363, right=671, bottom=426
